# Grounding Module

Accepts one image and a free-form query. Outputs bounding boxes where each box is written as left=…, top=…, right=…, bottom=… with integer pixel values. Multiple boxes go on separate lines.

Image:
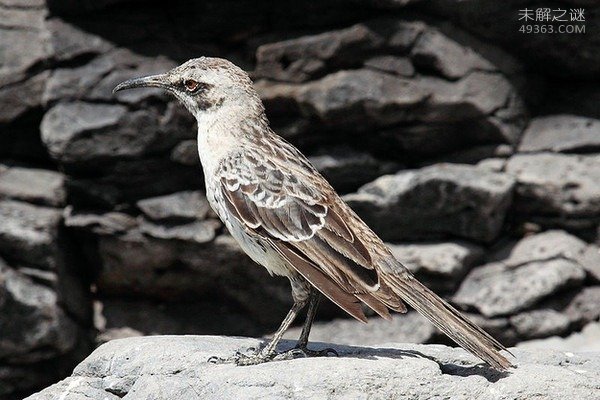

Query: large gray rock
left=0, top=199, right=63, bottom=270
left=0, top=165, right=66, bottom=207
left=344, top=163, right=515, bottom=242
left=506, top=153, right=600, bottom=230
left=388, top=240, right=484, bottom=291
left=255, top=18, right=526, bottom=153
left=26, top=336, right=600, bottom=400
left=519, top=115, right=600, bottom=154
left=41, top=101, right=193, bottom=166
left=0, top=258, right=78, bottom=362
left=454, top=231, right=591, bottom=318
left=424, top=0, right=600, bottom=79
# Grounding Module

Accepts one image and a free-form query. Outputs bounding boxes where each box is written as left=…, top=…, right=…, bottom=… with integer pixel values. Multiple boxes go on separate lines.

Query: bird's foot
left=207, top=345, right=338, bottom=365
left=273, top=345, right=338, bottom=361
left=207, top=347, right=277, bottom=366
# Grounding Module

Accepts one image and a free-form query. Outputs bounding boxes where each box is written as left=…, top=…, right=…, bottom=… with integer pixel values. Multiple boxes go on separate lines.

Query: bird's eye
left=183, top=79, right=200, bottom=92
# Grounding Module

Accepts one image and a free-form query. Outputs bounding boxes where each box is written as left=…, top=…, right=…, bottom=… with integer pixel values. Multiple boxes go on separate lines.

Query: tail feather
left=384, top=273, right=513, bottom=370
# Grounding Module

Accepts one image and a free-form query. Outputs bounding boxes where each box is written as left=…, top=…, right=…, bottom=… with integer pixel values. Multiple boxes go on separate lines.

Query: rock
left=562, top=287, right=600, bottom=329
left=254, top=21, right=389, bottom=83
left=490, top=230, right=588, bottom=266
left=0, top=165, right=66, bottom=207
left=308, top=147, right=400, bottom=193
left=170, top=140, right=199, bottom=166
left=0, top=199, right=63, bottom=270
left=136, top=191, right=210, bottom=222
left=518, top=322, right=600, bottom=352
left=26, top=336, right=600, bottom=400
left=454, top=258, right=585, bottom=318
left=256, top=18, right=526, bottom=156
left=578, top=246, right=600, bottom=282
left=410, top=28, right=495, bottom=79
left=388, top=240, right=484, bottom=291
left=45, top=17, right=112, bottom=63
left=343, top=163, right=514, bottom=242
left=138, top=219, right=220, bottom=244
left=0, top=258, right=78, bottom=362
left=41, top=101, right=192, bottom=166
left=63, top=207, right=138, bottom=235
left=65, top=157, right=203, bottom=208
left=93, top=233, right=291, bottom=326
left=284, top=312, right=436, bottom=345
left=509, top=309, right=571, bottom=340
left=297, top=69, right=429, bottom=129
left=363, top=55, right=415, bottom=77
left=97, top=298, right=273, bottom=339
left=424, top=0, right=599, bottom=79
left=519, top=115, right=600, bottom=154
left=506, top=153, right=600, bottom=228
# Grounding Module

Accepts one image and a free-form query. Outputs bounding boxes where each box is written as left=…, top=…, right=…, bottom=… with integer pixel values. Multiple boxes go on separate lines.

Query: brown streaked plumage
left=114, top=57, right=514, bottom=370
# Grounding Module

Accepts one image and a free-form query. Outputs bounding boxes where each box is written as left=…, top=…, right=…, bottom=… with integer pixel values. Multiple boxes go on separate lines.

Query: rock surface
left=519, top=115, right=600, bottom=154
left=26, top=336, right=600, bottom=400
left=344, top=163, right=514, bottom=242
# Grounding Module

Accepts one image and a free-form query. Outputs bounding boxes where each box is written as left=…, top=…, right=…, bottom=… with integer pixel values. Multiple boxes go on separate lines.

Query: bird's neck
left=195, top=103, right=269, bottom=176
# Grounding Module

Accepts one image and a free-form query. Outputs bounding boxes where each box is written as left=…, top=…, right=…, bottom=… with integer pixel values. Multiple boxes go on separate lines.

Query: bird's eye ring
left=183, top=79, right=200, bottom=92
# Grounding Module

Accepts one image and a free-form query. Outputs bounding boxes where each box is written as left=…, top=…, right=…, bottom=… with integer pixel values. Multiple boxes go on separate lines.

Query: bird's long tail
left=383, top=273, right=513, bottom=370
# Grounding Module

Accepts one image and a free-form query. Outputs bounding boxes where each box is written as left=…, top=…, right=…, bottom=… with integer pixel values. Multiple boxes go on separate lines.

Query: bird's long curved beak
left=113, top=73, right=171, bottom=93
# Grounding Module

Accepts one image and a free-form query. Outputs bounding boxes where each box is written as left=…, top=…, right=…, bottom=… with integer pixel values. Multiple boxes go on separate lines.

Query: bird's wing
left=217, top=140, right=406, bottom=322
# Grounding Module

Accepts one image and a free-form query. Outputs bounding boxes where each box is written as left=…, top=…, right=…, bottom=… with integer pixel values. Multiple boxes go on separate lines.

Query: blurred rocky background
left=1, top=0, right=599, bottom=398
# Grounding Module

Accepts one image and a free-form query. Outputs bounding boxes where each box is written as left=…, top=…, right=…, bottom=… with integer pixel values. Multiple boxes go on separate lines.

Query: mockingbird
left=114, top=57, right=513, bottom=370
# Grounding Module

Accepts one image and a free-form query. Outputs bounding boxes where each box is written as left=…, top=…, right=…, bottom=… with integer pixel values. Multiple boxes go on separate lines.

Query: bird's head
left=113, top=57, right=262, bottom=119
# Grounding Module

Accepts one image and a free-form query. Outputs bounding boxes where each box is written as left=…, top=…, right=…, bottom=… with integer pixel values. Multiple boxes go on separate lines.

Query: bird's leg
left=280, top=288, right=338, bottom=359
left=209, top=299, right=307, bottom=366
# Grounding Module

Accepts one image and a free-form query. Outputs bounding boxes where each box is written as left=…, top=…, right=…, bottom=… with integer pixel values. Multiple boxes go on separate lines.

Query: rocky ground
left=25, top=336, right=600, bottom=400
left=1, top=0, right=599, bottom=398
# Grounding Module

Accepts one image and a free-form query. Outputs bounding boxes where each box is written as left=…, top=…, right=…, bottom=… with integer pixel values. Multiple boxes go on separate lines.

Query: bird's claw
left=275, top=346, right=339, bottom=360
left=207, top=348, right=276, bottom=366
left=208, top=345, right=338, bottom=365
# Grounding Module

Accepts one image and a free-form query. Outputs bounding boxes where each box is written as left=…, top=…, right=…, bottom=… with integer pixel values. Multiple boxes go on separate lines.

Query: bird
left=114, top=57, right=513, bottom=370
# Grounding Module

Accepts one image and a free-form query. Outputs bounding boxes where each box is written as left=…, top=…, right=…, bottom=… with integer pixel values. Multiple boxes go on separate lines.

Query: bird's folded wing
left=218, top=149, right=406, bottom=321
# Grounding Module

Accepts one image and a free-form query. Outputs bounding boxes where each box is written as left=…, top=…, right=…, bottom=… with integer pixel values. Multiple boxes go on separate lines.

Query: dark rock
left=363, top=55, right=415, bottom=77
left=93, top=233, right=291, bottom=326
left=41, top=101, right=193, bottom=166
left=509, top=309, right=571, bottom=340
left=26, top=336, right=600, bottom=400
left=284, top=312, right=436, bottom=345
left=308, top=147, right=400, bottom=193
left=255, top=21, right=389, bottom=83
left=170, top=140, right=199, bottom=166
left=296, top=69, right=429, bottom=129
left=66, top=158, right=203, bottom=208
left=97, top=299, right=271, bottom=338
left=136, top=191, right=210, bottom=222
left=344, top=163, right=514, bottom=242
left=0, top=200, right=62, bottom=270
left=423, top=0, right=600, bottom=79
left=506, top=154, right=600, bottom=229
left=519, top=115, right=600, bottom=154
left=454, top=258, right=585, bottom=318
left=0, top=258, right=78, bottom=363
left=410, top=28, right=495, bottom=79
left=388, top=240, right=484, bottom=292
left=0, top=165, right=66, bottom=207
